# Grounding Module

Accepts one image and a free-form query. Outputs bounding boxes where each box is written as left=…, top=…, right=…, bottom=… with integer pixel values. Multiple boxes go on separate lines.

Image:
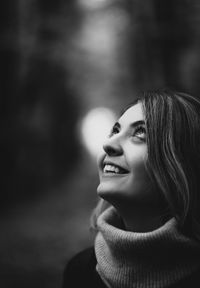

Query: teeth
left=104, top=164, right=120, bottom=174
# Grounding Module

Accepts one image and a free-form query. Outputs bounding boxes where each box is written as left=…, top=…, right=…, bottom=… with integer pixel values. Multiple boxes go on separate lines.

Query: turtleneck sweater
left=94, top=206, right=200, bottom=288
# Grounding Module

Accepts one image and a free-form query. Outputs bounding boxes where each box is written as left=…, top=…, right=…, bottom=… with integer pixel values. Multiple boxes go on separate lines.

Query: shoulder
left=172, top=269, right=200, bottom=288
left=62, top=247, right=106, bottom=288
left=65, top=247, right=97, bottom=276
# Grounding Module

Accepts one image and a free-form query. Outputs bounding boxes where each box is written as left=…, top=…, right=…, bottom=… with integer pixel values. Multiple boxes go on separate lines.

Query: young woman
left=63, top=89, right=200, bottom=288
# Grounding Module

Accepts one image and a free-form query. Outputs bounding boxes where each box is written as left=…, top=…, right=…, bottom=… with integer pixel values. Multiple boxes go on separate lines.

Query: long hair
left=91, top=88, right=200, bottom=239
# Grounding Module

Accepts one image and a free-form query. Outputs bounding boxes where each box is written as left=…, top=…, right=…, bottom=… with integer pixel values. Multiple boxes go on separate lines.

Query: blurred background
left=1, top=0, right=200, bottom=287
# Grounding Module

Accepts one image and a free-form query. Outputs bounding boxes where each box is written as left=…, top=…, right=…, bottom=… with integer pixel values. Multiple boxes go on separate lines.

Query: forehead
left=119, top=103, right=145, bottom=125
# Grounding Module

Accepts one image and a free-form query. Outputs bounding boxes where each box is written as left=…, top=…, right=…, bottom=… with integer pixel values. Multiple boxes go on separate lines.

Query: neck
left=113, top=203, right=167, bottom=232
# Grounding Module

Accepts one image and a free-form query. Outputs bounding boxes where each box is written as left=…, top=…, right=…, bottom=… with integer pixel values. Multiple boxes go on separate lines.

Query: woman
left=63, top=89, right=200, bottom=288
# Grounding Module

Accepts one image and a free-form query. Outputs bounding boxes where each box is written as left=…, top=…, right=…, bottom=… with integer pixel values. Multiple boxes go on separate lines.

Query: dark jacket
left=63, top=247, right=106, bottom=288
left=63, top=247, right=200, bottom=288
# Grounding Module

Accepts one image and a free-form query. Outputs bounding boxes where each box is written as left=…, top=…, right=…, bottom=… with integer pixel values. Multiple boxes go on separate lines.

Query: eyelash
left=109, top=126, right=119, bottom=137
left=134, top=126, right=146, bottom=138
left=109, top=125, right=146, bottom=140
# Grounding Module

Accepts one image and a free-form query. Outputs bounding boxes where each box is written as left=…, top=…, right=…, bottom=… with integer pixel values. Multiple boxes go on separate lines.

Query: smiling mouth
left=103, top=164, right=129, bottom=174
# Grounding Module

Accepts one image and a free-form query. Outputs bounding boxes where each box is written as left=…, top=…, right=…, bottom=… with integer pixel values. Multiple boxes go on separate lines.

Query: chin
left=97, top=182, right=111, bottom=197
left=97, top=182, right=123, bottom=202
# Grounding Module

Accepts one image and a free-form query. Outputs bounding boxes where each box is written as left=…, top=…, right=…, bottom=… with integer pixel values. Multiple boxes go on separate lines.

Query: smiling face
left=97, top=102, right=159, bottom=211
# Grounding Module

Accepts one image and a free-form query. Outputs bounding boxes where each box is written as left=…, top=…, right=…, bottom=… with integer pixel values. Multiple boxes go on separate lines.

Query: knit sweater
left=95, top=206, right=200, bottom=288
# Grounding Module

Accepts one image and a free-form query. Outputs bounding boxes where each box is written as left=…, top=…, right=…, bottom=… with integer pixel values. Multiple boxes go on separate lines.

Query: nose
left=103, top=136, right=123, bottom=156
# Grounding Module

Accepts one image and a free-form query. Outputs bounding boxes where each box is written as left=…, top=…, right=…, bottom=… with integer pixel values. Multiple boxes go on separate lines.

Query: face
left=97, top=102, right=158, bottom=210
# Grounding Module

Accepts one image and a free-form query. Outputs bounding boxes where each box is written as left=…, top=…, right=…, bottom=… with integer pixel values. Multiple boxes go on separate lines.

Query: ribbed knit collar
left=94, top=206, right=200, bottom=288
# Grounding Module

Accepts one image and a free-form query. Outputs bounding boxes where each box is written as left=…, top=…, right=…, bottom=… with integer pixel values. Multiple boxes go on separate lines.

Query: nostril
left=105, top=146, right=115, bottom=155
left=103, top=144, right=122, bottom=156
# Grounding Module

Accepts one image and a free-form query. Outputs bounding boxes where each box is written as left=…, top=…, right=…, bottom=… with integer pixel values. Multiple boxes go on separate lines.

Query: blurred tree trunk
left=0, top=0, right=81, bottom=207
left=128, top=0, right=200, bottom=95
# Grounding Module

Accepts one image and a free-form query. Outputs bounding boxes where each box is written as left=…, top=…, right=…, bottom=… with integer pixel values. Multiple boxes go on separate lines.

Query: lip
left=102, top=160, right=129, bottom=175
left=101, top=172, right=128, bottom=178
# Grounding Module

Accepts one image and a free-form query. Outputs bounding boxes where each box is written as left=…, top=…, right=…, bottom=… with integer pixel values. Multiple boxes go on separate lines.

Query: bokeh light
left=78, top=0, right=113, bottom=10
left=80, top=107, right=116, bottom=157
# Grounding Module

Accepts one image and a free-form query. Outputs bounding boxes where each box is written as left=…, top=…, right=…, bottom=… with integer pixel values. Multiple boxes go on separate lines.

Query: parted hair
left=91, top=88, right=200, bottom=240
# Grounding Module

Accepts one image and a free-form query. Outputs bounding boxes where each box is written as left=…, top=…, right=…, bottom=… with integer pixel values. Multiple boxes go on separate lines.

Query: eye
left=133, top=125, right=146, bottom=141
left=109, top=125, right=119, bottom=137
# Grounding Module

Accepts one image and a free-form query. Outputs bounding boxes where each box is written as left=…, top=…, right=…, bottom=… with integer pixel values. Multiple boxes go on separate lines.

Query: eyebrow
left=113, top=120, right=145, bottom=129
left=130, top=120, right=145, bottom=128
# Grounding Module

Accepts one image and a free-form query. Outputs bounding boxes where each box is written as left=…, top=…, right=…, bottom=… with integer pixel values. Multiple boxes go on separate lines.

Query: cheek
left=126, top=151, right=150, bottom=189
left=127, top=146, right=147, bottom=176
left=97, top=150, right=105, bottom=171
left=126, top=156, right=161, bottom=205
